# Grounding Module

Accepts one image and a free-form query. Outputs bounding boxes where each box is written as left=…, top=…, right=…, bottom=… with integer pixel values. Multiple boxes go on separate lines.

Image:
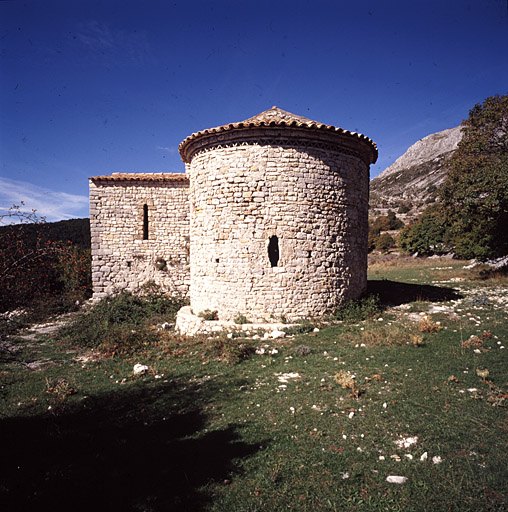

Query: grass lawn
left=1, top=257, right=507, bottom=511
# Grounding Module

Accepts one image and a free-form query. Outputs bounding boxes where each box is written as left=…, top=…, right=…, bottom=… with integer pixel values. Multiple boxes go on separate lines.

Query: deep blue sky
left=1, top=0, right=507, bottom=221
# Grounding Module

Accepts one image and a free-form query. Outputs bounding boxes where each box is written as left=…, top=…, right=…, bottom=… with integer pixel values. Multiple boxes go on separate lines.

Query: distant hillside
left=0, top=218, right=90, bottom=249
left=370, top=125, right=463, bottom=219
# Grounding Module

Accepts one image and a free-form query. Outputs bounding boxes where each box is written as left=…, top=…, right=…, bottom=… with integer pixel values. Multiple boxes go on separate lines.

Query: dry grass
left=341, top=321, right=425, bottom=347
left=417, top=315, right=442, bottom=333
left=367, top=253, right=417, bottom=268
left=457, top=265, right=508, bottom=284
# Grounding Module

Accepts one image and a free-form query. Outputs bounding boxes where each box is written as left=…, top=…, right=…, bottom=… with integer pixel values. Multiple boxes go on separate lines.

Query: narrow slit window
left=143, top=204, right=149, bottom=240
left=268, top=235, right=279, bottom=267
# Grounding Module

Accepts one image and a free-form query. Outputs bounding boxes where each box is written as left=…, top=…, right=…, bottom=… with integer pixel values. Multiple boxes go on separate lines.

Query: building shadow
left=0, top=378, right=262, bottom=512
left=367, top=279, right=462, bottom=307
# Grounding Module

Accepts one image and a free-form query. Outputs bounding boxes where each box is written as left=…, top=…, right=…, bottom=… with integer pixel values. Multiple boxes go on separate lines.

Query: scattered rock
left=386, top=475, right=408, bottom=484
left=133, top=364, right=149, bottom=375
left=394, top=436, right=418, bottom=449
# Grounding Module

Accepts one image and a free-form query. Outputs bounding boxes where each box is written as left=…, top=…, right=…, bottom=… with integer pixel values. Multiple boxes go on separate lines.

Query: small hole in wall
left=127, top=261, right=131, bottom=268
left=215, top=258, right=220, bottom=263
left=268, top=235, right=279, bottom=267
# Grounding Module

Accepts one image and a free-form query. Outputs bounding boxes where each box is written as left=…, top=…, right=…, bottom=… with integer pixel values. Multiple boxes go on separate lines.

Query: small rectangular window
left=143, top=204, right=149, bottom=240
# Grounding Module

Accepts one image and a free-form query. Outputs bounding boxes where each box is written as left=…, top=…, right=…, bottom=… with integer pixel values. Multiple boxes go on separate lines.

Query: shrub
left=198, top=309, right=219, bottom=321
left=234, top=314, right=249, bottom=325
left=333, top=295, right=381, bottom=323
left=368, top=231, right=379, bottom=252
left=58, top=289, right=186, bottom=352
left=56, top=246, right=92, bottom=303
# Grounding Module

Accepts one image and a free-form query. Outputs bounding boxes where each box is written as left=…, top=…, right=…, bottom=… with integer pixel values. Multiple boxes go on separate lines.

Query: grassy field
left=1, top=257, right=507, bottom=511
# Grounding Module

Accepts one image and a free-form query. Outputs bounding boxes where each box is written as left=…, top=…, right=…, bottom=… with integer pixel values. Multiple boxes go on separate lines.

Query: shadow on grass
left=368, top=279, right=462, bottom=307
left=0, top=378, right=261, bottom=511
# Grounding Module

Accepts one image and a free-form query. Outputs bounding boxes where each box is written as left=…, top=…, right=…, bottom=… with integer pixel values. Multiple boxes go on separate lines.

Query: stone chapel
left=89, top=106, right=377, bottom=324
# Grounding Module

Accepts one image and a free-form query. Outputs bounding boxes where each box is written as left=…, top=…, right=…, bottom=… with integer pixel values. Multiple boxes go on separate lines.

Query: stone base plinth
left=175, top=306, right=295, bottom=337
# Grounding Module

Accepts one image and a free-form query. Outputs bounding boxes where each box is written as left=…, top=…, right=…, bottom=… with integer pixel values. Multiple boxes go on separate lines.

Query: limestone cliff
left=370, top=125, right=463, bottom=217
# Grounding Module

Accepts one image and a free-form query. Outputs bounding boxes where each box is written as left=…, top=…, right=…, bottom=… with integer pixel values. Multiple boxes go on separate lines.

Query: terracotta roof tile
left=90, top=172, right=188, bottom=182
left=179, top=106, right=377, bottom=164
left=242, top=106, right=319, bottom=125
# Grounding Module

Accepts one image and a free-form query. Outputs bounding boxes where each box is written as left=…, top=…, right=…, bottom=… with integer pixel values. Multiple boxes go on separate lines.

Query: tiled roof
left=242, top=106, right=319, bottom=124
left=90, top=172, right=188, bottom=182
left=179, top=106, right=378, bottom=163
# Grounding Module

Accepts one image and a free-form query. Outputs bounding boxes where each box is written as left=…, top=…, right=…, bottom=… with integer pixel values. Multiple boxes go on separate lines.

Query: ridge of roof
left=90, top=172, right=188, bottom=182
left=241, top=106, right=318, bottom=125
left=179, top=106, right=378, bottom=164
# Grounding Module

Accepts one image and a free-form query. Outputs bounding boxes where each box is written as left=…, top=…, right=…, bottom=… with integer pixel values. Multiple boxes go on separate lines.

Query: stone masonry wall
left=89, top=179, right=190, bottom=299
left=187, top=142, right=369, bottom=322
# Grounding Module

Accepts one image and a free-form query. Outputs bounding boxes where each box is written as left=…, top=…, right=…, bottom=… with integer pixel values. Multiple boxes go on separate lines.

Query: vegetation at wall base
left=58, top=286, right=187, bottom=353
left=333, top=295, right=381, bottom=323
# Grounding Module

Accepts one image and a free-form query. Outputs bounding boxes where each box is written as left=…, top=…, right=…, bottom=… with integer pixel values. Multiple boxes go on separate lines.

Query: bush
left=233, top=314, right=249, bottom=325
left=198, top=309, right=219, bottom=321
left=58, top=289, right=186, bottom=352
left=368, top=211, right=404, bottom=252
left=333, top=295, right=381, bottom=323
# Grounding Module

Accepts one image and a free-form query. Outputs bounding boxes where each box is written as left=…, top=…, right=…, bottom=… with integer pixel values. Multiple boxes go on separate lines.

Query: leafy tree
left=399, top=203, right=450, bottom=255
left=376, top=233, right=396, bottom=252
left=386, top=210, right=404, bottom=230
left=369, top=210, right=404, bottom=236
left=368, top=210, right=404, bottom=252
left=440, top=93, right=508, bottom=259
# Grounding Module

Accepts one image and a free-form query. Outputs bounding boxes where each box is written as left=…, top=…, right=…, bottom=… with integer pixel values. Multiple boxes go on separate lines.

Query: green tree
left=369, top=210, right=404, bottom=236
left=386, top=210, right=404, bottom=230
left=399, top=203, right=450, bottom=255
left=440, top=93, right=508, bottom=259
left=376, top=232, right=396, bottom=252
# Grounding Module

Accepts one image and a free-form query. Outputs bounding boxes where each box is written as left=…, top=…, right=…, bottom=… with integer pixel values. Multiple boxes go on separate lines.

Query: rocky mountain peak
left=370, top=125, right=464, bottom=218
left=378, top=126, right=463, bottom=180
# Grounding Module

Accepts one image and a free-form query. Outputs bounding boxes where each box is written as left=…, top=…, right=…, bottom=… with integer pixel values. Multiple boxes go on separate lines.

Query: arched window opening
left=143, top=204, right=149, bottom=240
left=268, top=235, right=279, bottom=267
